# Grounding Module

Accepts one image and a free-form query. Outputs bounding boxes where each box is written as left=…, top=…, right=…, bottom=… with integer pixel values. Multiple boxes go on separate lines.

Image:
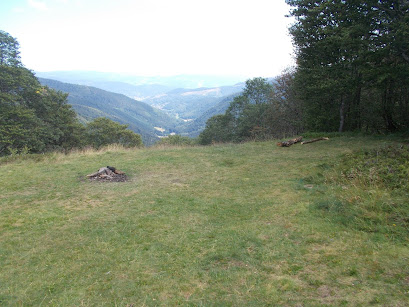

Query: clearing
left=0, top=136, right=408, bottom=306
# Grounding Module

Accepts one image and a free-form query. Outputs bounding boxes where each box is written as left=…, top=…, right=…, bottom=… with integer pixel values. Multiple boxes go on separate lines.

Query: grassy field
left=0, top=136, right=408, bottom=306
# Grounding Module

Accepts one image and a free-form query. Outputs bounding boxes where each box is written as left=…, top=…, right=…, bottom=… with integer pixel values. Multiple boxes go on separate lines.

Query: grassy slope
left=0, top=137, right=408, bottom=306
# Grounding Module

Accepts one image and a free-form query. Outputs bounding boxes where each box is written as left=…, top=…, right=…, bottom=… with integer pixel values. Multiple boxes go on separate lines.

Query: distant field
left=1, top=137, right=408, bottom=306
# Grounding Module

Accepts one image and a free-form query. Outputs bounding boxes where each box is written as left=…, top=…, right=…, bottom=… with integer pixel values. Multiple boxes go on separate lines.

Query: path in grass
left=0, top=137, right=408, bottom=305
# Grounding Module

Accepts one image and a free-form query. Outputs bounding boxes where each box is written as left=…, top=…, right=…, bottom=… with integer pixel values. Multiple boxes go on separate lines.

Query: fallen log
left=301, top=137, right=329, bottom=145
left=277, top=136, right=303, bottom=147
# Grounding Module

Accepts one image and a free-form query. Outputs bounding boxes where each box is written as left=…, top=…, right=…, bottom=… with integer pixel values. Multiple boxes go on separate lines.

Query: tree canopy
left=286, top=0, right=409, bottom=132
left=0, top=30, right=21, bottom=66
left=85, top=118, right=143, bottom=149
left=199, top=76, right=302, bottom=145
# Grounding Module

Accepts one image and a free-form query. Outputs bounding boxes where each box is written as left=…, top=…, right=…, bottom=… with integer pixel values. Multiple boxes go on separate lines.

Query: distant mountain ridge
left=35, top=71, right=246, bottom=89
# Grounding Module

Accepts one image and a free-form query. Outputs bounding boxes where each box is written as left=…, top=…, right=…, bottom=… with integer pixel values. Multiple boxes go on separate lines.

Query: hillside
left=38, top=78, right=182, bottom=145
left=1, top=137, right=408, bottom=305
left=36, top=73, right=246, bottom=138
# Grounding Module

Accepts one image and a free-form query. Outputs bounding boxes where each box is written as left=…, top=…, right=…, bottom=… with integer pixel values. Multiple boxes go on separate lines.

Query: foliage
left=287, top=0, right=409, bottom=133
left=0, top=29, right=21, bottom=66
left=154, top=134, right=197, bottom=146
left=85, top=117, right=143, bottom=149
left=199, top=114, right=234, bottom=145
left=0, top=30, right=86, bottom=155
left=0, top=103, right=46, bottom=154
left=267, top=68, right=304, bottom=137
left=199, top=75, right=303, bottom=144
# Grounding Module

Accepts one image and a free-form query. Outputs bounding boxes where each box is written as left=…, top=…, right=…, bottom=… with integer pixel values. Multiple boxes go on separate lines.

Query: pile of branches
left=86, top=166, right=127, bottom=182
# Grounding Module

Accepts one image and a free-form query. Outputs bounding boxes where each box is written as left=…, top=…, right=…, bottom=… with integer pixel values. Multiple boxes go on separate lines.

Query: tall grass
left=311, top=144, right=409, bottom=241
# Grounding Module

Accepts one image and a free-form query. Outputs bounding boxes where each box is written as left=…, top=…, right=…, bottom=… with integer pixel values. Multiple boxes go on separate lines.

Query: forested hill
left=38, top=78, right=182, bottom=145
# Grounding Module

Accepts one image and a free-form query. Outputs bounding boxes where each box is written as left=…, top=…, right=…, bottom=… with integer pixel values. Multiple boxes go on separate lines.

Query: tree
left=85, top=117, right=143, bottom=148
left=268, top=68, right=304, bottom=137
left=0, top=30, right=86, bottom=155
left=225, top=78, right=275, bottom=141
left=286, top=0, right=409, bottom=132
left=0, top=103, right=46, bottom=155
left=0, top=30, right=21, bottom=66
left=199, top=76, right=304, bottom=144
left=199, top=114, right=234, bottom=145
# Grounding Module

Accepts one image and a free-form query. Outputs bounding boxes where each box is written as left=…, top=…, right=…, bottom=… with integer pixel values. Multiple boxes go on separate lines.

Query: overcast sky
left=1, top=0, right=295, bottom=78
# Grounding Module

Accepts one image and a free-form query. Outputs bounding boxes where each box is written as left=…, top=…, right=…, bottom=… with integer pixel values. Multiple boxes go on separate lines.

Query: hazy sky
left=1, top=0, right=295, bottom=78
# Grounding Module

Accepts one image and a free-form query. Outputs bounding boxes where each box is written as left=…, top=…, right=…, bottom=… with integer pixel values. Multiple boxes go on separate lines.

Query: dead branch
left=301, top=137, right=329, bottom=145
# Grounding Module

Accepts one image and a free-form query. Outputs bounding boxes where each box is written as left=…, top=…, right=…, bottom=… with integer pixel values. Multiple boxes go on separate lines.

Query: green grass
left=0, top=138, right=408, bottom=306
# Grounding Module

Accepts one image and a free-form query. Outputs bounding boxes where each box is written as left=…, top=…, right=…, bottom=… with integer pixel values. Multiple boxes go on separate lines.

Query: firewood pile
left=87, top=166, right=127, bottom=182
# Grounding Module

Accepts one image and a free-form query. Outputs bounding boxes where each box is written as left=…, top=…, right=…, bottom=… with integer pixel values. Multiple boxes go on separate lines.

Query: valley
left=37, top=71, right=246, bottom=144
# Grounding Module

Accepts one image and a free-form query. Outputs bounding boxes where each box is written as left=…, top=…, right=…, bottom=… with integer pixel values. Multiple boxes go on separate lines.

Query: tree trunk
left=277, top=136, right=303, bottom=147
left=339, top=96, right=345, bottom=133
left=382, top=84, right=398, bottom=131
